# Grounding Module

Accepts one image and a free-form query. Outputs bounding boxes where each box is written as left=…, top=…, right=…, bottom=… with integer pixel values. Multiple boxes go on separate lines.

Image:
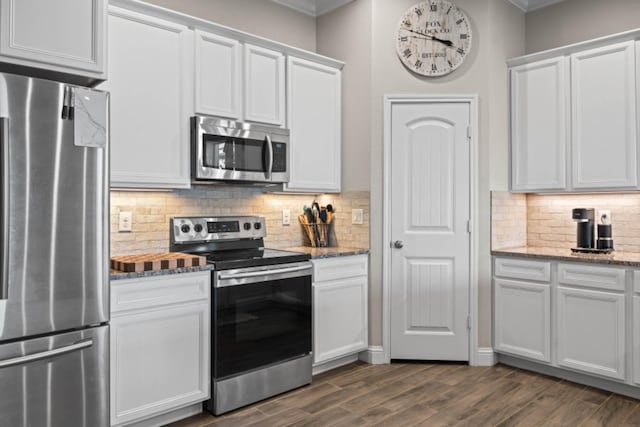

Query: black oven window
left=214, top=276, right=312, bottom=379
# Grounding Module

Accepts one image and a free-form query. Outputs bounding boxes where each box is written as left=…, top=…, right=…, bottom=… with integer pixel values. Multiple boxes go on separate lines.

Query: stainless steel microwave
left=191, top=116, right=289, bottom=184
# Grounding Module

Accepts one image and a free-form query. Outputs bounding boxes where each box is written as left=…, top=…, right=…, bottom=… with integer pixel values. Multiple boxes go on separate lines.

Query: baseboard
left=313, top=353, right=359, bottom=375
left=122, top=403, right=202, bottom=427
left=474, top=347, right=497, bottom=366
left=359, top=346, right=386, bottom=364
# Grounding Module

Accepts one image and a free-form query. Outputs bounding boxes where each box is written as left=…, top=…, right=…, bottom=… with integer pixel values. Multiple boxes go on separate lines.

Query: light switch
left=282, top=209, right=291, bottom=226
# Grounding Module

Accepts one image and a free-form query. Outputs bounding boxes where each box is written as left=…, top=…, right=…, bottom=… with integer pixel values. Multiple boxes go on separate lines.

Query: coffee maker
left=572, top=208, right=595, bottom=250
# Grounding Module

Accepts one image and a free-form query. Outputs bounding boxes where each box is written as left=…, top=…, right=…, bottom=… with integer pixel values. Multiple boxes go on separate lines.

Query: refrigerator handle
left=0, top=339, right=93, bottom=369
left=0, top=117, right=8, bottom=300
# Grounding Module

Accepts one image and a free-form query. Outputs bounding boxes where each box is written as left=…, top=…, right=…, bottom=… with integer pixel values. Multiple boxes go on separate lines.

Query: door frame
left=382, top=94, right=479, bottom=365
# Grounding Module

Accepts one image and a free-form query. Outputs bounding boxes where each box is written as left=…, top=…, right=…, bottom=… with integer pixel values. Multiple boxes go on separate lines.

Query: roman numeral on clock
left=415, top=59, right=423, bottom=68
left=403, top=48, right=412, bottom=58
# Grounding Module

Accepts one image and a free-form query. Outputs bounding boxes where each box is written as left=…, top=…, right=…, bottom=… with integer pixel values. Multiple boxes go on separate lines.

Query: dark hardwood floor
left=168, top=362, right=640, bottom=427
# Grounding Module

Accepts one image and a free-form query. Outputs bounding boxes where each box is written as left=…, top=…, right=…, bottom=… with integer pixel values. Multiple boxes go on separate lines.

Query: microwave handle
left=265, top=135, right=273, bottom=180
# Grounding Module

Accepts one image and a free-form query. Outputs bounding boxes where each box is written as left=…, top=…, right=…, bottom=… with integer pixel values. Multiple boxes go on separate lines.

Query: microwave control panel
left=272, top=142, right=287, bottom=172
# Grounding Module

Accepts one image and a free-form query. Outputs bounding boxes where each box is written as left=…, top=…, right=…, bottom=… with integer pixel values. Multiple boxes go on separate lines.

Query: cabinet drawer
left=494, top=258, right=550, bottom=282
left=111, top=272, right=210, bottom=315
left=312, top=255, right=368, bottom=282
left=558, top=263, right=625, bottom=292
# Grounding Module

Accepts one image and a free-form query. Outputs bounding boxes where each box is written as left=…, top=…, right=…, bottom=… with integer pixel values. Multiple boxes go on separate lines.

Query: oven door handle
left=218, top=264, right=311, bottom=281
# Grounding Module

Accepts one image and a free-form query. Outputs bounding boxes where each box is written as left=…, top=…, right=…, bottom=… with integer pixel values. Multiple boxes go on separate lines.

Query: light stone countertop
left=284, top=246, right=369, bottom=259
left=492, top=246, right=640, bottom=267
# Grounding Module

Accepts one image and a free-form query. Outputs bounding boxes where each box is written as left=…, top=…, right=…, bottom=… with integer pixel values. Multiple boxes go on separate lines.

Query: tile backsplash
left=491, top=192, right=527, bottom=250
left=527, top=193, right=640, bottom=252
left=110, top=188, right=369, bottom=256
left=492, top=191, right=640, bottom=253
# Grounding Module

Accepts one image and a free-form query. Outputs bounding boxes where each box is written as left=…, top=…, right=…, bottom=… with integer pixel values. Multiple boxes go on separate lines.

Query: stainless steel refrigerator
left=0, top=73, right=109, bottom=427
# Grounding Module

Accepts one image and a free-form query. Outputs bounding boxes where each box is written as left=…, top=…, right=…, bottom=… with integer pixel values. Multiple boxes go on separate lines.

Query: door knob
left=393, top=240, right=404, bottom=249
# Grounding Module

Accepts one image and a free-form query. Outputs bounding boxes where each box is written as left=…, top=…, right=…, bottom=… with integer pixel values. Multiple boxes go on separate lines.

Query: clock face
left=396, top=0, right=472, bottom=77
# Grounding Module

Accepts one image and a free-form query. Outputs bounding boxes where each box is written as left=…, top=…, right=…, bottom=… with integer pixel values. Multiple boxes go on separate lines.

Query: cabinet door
left=244, top=44, right=285, bottom=126
left=110, top=302, right=209, bottom=426
left=494, top=278, right=551, bottom=362
left=99, top=7, right=192, bottom=189
left=195, top=30, right=241, bottom=119
left=571, top=41, right=637, bottom=189
left=285, top=56, right=341, bottom=193
left=557, top=286, right=625, bottom=380
left=0, top=0, right=106, bottom=79
left=511, top=57, right=568, bottom=191
left=313, top=275, right=367, bottom=364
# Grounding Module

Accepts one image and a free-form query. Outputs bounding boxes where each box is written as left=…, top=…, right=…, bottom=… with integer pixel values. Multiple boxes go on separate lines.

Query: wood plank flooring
left=168, top=362, right=640, bottom=427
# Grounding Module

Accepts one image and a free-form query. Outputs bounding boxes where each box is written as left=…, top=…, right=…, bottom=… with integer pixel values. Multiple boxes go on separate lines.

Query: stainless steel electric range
left=170, top=216, right=312, bottom=415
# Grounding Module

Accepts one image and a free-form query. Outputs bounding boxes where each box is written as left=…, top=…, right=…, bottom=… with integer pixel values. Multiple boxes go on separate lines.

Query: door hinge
left=467, top=315, right=472, bottom=330
left=467, top=219, right=472, bottom=234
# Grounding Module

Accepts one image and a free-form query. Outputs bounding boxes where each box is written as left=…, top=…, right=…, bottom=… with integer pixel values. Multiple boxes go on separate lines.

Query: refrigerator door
left=0, top=325, right=109, bottom=427
left=0, top=73, right=109, bottom=341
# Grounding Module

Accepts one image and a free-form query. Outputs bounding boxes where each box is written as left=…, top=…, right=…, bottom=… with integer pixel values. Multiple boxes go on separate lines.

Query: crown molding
left=508, top=0, right=566, bottom=12
left=270, top=0, right=354, bottom=17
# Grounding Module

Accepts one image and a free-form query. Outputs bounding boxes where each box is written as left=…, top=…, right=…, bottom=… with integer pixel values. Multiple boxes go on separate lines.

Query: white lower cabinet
left=312, top=255, right=368, bottom=365
left=556, top=285, right=625, bottom=380
left=494, top=278, right=550, bottom=362
left=494, top=257, right=630, bottom=385
left=633, top=273, right=640, bottom=385
left=110, top=272, right=210, bottom=427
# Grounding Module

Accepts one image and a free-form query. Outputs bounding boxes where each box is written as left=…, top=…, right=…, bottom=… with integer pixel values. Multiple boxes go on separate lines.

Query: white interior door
left=390, top=100, right=470, bottom=360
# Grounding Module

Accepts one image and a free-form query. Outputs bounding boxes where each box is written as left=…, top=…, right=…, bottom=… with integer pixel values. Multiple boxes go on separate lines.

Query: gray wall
left=526, top=0, right=640, bottom=53
left=367, top=0, right=524, bottom=348
left=317, top=0, right=372, bottom=193
left=145, top=0, right=316, bottom=51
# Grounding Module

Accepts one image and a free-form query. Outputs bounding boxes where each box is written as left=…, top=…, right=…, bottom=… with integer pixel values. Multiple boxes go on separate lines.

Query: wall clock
left=396, top=0, right=473, bottom=77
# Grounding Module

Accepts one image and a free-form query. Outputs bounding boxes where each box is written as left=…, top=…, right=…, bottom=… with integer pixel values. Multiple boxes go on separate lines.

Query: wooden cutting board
left=111, top=252, right=207, bottom=273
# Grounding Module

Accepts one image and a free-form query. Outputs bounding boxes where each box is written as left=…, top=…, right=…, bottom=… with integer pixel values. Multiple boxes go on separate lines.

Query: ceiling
left=270, top=0, right=354, bottom=17
left=271, top=0, right=568, bottom=16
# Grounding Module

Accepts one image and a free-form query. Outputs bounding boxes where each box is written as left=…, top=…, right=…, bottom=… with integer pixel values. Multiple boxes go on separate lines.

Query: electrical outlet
left=598, top=210, right=612, bottom=224
left=352, top=209, right=364, bottom=225
left=119, top=211, right=132, bottom=232
left=282, top=209, right=291, bottom=226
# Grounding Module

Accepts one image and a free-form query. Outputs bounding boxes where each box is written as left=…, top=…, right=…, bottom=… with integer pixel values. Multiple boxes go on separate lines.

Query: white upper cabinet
left=571, top=41, right=637, bottom=189
left=100, top=6, right=193, bottom=189
left=509, top=34, right=640, bottom=192
left=285, top=56, right=341, bottom=193
left=194, top=30, right=242, bottom=119
left=244, top=44, right=285, bottom=126
left=0, top=0, right=106, bottom=83
left=511, top=57, right=568, bottom=191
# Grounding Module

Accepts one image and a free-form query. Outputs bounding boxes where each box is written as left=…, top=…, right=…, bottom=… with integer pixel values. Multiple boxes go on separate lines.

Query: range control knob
left=180, top=224, right=191, bottom=233
left=193, top=224, right=203, bottom=233
left=243, top=222, right=252, bottom=231
left=254, top=222, right=262, bottom=230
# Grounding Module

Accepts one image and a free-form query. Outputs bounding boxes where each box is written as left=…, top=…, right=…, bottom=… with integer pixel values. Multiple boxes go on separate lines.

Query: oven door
left=213, top=262, right=312, bottom=380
